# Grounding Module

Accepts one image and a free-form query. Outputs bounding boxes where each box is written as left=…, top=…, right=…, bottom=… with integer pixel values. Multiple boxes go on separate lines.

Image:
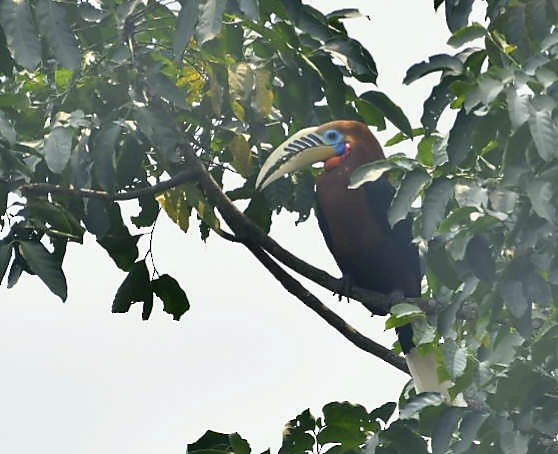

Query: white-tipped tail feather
left=405, top=349, right=467, bottom=407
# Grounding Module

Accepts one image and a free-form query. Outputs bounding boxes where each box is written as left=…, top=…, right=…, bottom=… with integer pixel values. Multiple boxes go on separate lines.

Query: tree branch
left=181, top=148, right=395, bottom=316
left=181, top=148, right=410, bottom=374
left=18, top=167, right=200, bottom=201
left=246, top=241, right=409, bottom=374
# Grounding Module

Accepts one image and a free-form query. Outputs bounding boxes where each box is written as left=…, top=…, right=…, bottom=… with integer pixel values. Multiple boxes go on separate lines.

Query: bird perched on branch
left=256, top=120, right=456, bottom=401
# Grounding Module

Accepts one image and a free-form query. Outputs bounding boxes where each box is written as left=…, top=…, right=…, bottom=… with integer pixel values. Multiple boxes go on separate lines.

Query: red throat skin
left=324, top=143, right=352, bottom=171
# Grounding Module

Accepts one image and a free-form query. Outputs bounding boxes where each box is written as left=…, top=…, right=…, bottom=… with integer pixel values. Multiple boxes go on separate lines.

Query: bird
left=256, top=120, right=457, bottom=401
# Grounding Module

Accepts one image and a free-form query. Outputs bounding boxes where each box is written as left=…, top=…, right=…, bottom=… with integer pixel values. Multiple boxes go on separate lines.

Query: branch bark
left=182, top=148, right=410, bottom=374
left=246, top=242, right=409, bottom=373
left=18, top=167, right=199, bottom=201
left=18, top=150, right=412, bottom=374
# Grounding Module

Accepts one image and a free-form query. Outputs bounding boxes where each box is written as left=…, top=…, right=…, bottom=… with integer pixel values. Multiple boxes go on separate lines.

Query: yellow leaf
left=157, top=188, right=191, bottom=232
left=230, top=135, right=253, bottom=177
left=252, top=68, right=273, bottom=119
left=177, top=66, right=206, bottom=104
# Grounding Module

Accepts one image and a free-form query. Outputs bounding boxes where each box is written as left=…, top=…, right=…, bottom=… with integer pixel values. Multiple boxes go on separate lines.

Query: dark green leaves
left=18, top=240, right=67, bottom=301
left=421, top=178, right=453, bottom=240
left=43, top=127, right=72, bottom=174
left=152, top=274, right=190, bottom=321
left=388, top=168, right=430, bottom=227
left=112, top=260, right=152, bottom=318
left=528, top=108, right=558, bottom=162
left=196, top=0, right=226, bottom=44
left=36, top=0, right=81, bottom=70
left=0, top=0, right=41, bottom=70
left=188, top=430, right=251, bottom=454
left=359, top=91, right=413, bottom=137
left=322, top=38, right=377, bottom=83
left=404, top=54, right=464, bottom=85
left=173, top=0, right=199, bottom=60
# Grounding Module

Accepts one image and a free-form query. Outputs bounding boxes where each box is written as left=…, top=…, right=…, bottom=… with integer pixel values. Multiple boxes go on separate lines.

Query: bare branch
left=247, top=242, right=409, bottom=374
left=18, top=167, right=200, bottom=201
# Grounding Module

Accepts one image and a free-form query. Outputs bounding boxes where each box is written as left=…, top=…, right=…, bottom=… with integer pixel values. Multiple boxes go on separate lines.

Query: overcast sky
left=0, top=2, right=466, bottom=453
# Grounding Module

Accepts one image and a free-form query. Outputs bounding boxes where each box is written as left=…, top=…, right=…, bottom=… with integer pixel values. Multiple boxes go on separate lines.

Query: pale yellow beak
left=255, top=126, right=337, bottom=190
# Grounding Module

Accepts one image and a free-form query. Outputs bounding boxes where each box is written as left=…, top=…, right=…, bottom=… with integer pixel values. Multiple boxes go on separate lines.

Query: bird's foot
left=334, top=274, right=354, bottom=303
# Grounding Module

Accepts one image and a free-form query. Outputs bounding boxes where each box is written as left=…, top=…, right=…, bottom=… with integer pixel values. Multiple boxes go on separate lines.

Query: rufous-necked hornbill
left=256, top=120, right=453, bottom=400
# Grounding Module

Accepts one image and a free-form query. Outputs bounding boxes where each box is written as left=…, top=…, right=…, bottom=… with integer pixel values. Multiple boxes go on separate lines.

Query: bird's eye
left=325, top=130, right=340, bottom=142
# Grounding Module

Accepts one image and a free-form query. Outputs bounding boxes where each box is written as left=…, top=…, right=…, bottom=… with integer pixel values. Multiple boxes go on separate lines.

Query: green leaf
left=188, top=430, right=231, bottom=453
left=152, top=274, right=190, bottom=321
left=452, top=411, right=488, bottom=453
left=499, top=429, right=529, bottom=454
left=404, top=54, right=464, bottom=85
left=97, top=203, right=139, bottom=271
left=36, top=0, right=81, bottom=70
left=447, top=110, right=481, bottom=167
left=369, top=402, right=396, bottom=424
left=18, top=240, right=67, bottom=301
left=447, top=23, right=486, bottom=47
left=444, top=343, right=467, bottom=379
left=465, top=235, right=495, bottom=283
left=92, top=123, right=120, bottom=191
left=359, top=91, right=412, bottom=137
left=147, top=73, right=188, bottom=110
left=500, top=280, right=528, bottom=318
left=348, top=160, right=396, bottom=189
left=506, top=89, right=530, bottom=129
left=25, top=199, right=85, bottom=242
left=389, top=168, right=430, bottom=227
left=318, top=402, right=370, bottom=448
left=0, top=0, right=41, bottom=70
left=0, top=241, right=13, bottom=284
left=157, top=188, right=191, bottom=233
left=528, top=108, right=558, bottom=162
left=244, top=193, right=271, bottom=233
left=134, top=107, right=179, bottom=163
left=77, top=3, right=108, bottom=22
left=196, top=0, right=226, bottom=44
left=444, top=0, right=474, bottom=32
left=279, top=409, right=316, bottom=454
left=432, top=408, right=463, bottom=454
left=526, top=178, right=556, bottom=223
left=421, top=178, right=453, bottom=240
left=131, top=195, right=159, bottom=228
left=173, top=0, right=199, bottom=61
left=399, top=393, right=445, bottom=419
left=239, top=0, right=259, bottom=21
left=386, top=303, right=424, bottom=329
left=229, top=433, right=251, bottom=454
left=422, top=78, right=455, bottom=132
left=322, top=38, right=377, bottom=83
left=230, top=135, right=253, bottom=177
left=0, top=110, right=16, bottom=144
left=355, top=97, right=387, bottom=130
left=43, top=127, right=73, bottom=174
left=7, top=257, right=23, bottom=288
left=112, top=260, right=152, bottom=317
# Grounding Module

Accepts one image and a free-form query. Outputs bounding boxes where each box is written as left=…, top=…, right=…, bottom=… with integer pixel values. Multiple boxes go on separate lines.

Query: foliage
left=1, top=0, right=558, bottom=453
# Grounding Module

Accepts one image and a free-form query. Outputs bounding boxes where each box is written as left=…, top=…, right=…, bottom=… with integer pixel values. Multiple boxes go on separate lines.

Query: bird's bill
left=255, top=126, right=337, bottom=190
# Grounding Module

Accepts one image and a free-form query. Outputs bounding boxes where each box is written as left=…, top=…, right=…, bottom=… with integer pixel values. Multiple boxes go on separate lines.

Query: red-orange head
left=255, top=120, right=384, bottom=190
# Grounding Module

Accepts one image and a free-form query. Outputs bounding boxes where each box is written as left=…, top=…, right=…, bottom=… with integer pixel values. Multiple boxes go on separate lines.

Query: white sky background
left=0, top=2, right=471, bottom=453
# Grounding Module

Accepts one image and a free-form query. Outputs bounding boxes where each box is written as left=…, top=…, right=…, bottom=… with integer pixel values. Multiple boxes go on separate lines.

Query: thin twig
left=18, top=168, right=199, bottom=201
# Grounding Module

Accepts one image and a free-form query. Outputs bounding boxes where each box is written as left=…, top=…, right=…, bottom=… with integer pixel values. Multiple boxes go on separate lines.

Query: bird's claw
left=333, top=274, right=354, bottom=303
